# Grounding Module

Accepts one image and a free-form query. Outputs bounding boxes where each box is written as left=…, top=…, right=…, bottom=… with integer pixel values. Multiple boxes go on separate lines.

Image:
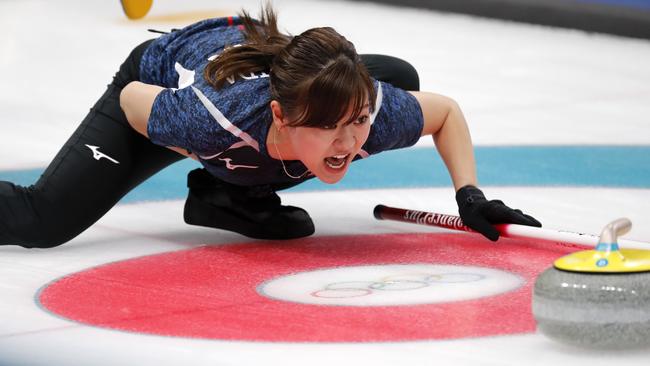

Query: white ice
left=1, top=0, right=650, bottom=365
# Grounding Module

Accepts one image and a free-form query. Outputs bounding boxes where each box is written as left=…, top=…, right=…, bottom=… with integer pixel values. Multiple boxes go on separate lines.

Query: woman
left=0, top=7, right=540, bottom=248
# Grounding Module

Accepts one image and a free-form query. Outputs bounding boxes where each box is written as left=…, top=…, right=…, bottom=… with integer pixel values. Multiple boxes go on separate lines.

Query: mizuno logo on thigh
left=85, top=144, right=120, bottom=164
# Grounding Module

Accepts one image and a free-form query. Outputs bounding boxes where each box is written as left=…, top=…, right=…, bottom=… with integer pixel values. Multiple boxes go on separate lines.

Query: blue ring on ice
left=1, top=145, right=648, bottom=203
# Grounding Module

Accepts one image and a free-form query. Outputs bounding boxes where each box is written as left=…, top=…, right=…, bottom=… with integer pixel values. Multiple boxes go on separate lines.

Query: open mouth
left=324, top=154, right=350, bottom=170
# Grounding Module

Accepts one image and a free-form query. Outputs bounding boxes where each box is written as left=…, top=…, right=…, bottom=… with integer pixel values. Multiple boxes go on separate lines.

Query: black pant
left=0, top=42, right=419, bottom=249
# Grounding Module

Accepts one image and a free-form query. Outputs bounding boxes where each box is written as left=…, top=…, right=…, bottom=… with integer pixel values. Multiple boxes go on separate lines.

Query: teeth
left=325, top=160, right=345, bottom=169
left=325, top=154, right=349, bottom=169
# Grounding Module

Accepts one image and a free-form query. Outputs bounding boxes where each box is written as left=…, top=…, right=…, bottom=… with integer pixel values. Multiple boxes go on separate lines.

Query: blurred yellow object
left=121, top=0, right=153, bottom=20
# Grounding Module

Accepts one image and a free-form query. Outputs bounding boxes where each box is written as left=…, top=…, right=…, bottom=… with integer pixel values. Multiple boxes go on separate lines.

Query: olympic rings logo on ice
left=310, top=272, right=486, bottom=299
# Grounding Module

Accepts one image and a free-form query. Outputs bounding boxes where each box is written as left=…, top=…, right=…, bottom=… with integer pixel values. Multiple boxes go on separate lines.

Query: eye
left=320, top=124, right=337, bottom=130
left=355, top=115, right=369, bottom=125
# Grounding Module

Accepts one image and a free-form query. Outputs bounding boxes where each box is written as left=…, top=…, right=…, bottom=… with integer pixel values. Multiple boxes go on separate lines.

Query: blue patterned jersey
left=140, top=17, right=424, bottom=187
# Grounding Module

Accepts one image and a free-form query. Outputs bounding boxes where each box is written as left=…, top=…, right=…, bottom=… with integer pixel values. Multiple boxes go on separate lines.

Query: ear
left=270, top=100, right=288, bottom=129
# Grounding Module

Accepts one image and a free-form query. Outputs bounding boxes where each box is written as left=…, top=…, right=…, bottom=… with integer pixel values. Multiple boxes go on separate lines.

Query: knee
left=363, top=54, right=420, bottom=91
left=386, top=56, right=420, bottom=91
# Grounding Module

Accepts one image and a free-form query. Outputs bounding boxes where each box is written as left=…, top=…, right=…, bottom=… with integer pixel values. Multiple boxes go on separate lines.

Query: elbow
left=445, top=97, right=461, bottom=119
left=430, top=97, right=466, bottom=139
left=416, top=91, right=465, bottom=137
left=442, top=98, right=464, bottom=130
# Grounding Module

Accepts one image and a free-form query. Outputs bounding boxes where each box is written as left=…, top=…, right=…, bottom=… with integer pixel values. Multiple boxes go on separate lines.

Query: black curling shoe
left=183, top=168, right=315, bottom=240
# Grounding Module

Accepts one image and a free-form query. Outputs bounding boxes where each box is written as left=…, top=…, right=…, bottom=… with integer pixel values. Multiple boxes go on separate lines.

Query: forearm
left=433, top=101, right=477, bottom=191
left=409, top=94, right=539, bottom=241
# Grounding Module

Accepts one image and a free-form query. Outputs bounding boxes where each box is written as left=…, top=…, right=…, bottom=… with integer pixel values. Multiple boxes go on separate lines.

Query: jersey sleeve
left=363, top=80, right=424, bottom=154
left=147, top=86, right=226, bottom=154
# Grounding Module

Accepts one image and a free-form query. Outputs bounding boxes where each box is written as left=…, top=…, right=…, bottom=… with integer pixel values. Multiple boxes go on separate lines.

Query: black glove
left=455, top=185, right=542, bottom=241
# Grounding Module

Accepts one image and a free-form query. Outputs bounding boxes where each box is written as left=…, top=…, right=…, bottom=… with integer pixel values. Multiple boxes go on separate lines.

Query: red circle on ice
left=38, top=233, right=578, bottom=342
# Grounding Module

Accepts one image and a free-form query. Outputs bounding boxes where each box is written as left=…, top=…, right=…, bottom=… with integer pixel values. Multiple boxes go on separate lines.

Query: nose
left=333, top=125, right=357, bottom=151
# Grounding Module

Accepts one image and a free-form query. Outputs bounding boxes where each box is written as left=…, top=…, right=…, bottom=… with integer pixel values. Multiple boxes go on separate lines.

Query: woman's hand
left=456, top=185, right=542, bottom=241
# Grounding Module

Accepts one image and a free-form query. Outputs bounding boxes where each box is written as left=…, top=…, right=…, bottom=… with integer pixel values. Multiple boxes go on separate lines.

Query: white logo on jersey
left=85, top=145, right=120, bottom=164
left=174, top=62, right=195, bottom=89
left=218, top=158, right=258, bottom=170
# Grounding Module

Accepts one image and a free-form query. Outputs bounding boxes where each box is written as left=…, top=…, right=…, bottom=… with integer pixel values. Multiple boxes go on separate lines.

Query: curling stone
left=532, top=218, right=650, bottom=349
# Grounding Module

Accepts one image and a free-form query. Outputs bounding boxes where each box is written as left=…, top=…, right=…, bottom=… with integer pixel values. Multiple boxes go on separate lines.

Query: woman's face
left=285, top=103, right=371, bottom=184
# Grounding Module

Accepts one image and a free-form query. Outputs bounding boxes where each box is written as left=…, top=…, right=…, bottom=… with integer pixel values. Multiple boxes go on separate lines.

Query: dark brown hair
left=204, top=6, right=376, bottom=128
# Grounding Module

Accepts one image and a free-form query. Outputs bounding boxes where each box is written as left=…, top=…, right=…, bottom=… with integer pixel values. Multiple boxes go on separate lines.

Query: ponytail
left=204, top=6, right=289, bottom=89
left=205, top=5, right=376, bottom=128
